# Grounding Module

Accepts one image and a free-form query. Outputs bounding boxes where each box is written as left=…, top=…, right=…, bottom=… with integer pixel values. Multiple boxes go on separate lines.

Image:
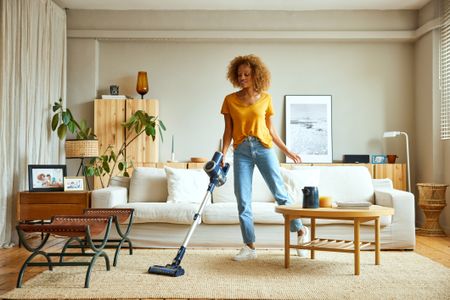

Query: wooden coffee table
left=275, top=205, right=394, bottom=275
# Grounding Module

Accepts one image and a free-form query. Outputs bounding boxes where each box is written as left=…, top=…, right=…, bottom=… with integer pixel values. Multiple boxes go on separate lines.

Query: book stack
left=336, top=201, right=372, bottom=209
left=101, top=95, right=127, bottom=100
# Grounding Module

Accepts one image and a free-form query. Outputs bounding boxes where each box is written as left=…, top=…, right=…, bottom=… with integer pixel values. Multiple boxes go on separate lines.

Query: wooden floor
left=0, top=234, right=449, bottom=298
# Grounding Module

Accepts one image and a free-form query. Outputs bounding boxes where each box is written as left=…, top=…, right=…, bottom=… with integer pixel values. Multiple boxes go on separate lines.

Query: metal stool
left=16, top=215, right=113, bottom=288
left=62, top=208, right=134, bottom=267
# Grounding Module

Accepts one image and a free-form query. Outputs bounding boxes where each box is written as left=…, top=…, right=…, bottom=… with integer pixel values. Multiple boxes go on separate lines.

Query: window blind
left=441, top=1, right=450, bottom=139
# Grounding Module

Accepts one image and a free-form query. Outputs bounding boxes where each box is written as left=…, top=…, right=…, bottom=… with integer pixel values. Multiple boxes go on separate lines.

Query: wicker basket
left=416, top=183, right=448, bottom=236
left=65, top=139, right=99, bottom=158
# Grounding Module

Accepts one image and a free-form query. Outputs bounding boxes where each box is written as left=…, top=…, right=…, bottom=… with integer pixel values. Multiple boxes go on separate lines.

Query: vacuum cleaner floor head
left=148, top=264, right=185, bottom=277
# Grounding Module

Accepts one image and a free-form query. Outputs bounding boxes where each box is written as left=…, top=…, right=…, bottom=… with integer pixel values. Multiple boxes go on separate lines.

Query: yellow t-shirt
left=221, top=92, right=274, bottom=149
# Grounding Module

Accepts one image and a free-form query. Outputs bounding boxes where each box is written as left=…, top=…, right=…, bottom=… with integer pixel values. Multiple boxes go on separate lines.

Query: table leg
left=375, top=217, right=380, bottom=265
left=311, top=217, right=316, bottom=259
left=284, top=216, right=290, bottom=268
left=354, top=219, right=360, bottom=275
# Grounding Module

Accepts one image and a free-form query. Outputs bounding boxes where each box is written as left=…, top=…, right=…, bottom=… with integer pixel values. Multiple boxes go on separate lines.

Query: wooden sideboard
left=17, top=191, right=90, bottom=221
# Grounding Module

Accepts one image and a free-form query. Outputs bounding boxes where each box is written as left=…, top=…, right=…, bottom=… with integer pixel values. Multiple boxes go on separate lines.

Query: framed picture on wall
left=285, top=95, right=333, bottom=163
left=28, top=164, right=66, bottom=192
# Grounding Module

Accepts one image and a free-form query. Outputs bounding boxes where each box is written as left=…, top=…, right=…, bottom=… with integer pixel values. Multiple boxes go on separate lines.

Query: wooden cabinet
left=94, top=99, right=159, bottom=188
left=372, top=163, right=407, bottom=191
left=280, top=163, right=407, bottom=191
left=17, top=191, right=90, bottom=221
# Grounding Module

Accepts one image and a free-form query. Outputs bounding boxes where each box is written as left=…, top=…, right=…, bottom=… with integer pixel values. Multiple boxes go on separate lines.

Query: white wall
left=94, top=40, right=414, bottom=163
left=66, top=9, right=417, bottom=164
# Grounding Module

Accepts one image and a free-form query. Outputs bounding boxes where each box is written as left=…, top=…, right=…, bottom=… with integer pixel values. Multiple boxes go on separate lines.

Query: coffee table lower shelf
left=297, top=238, right=373, bottom=252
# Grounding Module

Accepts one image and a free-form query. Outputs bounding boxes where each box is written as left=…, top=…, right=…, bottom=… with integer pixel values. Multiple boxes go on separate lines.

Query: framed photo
left=64, top=176, right=86, bottom=191
left=28, top=164, right=66, bottom=192
left=371, top=155, right=387, bottom=164
left=285, top=95, right=333, bottom=163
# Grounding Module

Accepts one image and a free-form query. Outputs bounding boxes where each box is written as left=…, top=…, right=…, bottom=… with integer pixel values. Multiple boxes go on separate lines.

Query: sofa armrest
left=375, top=189, right=414, bottom=223
left=91, top=186, right=128, bottom=208
left=374, top=188, right=415, bottom=247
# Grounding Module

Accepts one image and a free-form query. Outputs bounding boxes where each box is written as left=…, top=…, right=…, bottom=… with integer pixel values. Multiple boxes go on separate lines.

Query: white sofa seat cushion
left=213, top=165, right=274, bottom=203
left=129, top=168, right=167, bottom=203
left=165, top=167, right=210, bottom=204
left=203, top=202, right=284, bottom=224
left=115, top=202, right=198, bottom=224
left=293, top=166, right=375, bottom=204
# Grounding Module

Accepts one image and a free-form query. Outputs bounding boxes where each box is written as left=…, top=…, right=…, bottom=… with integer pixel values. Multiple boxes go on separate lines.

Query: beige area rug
left=1, top=249, right=449, bottom=300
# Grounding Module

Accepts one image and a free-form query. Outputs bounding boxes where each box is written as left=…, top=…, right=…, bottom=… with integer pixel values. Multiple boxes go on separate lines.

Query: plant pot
left=65, top=139, right=99, bottom=158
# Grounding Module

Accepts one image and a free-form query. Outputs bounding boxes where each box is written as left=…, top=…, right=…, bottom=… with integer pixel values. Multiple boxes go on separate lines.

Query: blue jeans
left=234, top=136, right=303, bottom=244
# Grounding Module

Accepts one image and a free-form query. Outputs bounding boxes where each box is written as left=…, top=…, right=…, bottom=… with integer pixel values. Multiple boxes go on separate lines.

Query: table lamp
left=383, top=131, right=411, bottom=192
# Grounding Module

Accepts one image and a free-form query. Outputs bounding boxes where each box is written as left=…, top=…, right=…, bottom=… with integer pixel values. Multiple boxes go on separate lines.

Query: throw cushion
left=109, top=176, right=131, bottom=189
left=280, top=168, right=321, bottom=205
left=129, top=167, right=168, bottom=203
left=165, top=167, right=210, bottom=204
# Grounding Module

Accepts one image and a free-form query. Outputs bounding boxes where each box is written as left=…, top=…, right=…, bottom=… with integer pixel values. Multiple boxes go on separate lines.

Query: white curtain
left=0, top=0, right=66, bottom=247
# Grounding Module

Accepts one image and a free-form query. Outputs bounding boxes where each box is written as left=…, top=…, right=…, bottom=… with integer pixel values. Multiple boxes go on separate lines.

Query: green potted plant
left=51, top=98, right=99, bottom=158
left=86, top=110, right=166, bottom=188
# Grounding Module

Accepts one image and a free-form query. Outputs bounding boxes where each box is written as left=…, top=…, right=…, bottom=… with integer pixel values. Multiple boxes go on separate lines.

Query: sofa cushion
left=115, top=202, right=198, bottom=224
left=293, top=166, right=374, bottom=203
left=203, top=202, right=284, bottom=224
left=165, top=167, right=210, bottom=204
left=213, top=166, right=274, bottom=203
left=280, top=168, right=321, bottom=205
left=129, top=168, right=167, bottom=203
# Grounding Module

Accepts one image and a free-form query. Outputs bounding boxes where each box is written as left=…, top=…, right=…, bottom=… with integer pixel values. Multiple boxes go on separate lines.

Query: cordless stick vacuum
left=148, top=151, right=230, bottom=277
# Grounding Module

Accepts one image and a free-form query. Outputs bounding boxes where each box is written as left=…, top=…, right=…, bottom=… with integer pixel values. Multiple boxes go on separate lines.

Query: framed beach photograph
left=285, top=95, right=333, bottom=163
left=28, top=164, right=66, bottom=192
left=64, top=176, right=86, bottom=191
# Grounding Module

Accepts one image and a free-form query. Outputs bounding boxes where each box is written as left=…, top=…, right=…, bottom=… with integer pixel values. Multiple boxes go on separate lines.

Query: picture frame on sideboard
left=28, top=164, right=66, bottom=192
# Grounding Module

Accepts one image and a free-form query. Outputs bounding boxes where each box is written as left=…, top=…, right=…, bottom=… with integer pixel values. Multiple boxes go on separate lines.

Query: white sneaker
left=233, top=245, right=257, bottom=261
left=297, top=226, right=310, bottom=257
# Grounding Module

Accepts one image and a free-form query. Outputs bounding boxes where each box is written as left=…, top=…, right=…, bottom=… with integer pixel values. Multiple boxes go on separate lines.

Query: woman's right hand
left=286, top=150, right=302, bottom=164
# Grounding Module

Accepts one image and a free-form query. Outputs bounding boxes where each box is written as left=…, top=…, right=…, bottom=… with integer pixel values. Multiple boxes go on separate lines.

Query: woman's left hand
left=286, top=150, right=302, bottom=164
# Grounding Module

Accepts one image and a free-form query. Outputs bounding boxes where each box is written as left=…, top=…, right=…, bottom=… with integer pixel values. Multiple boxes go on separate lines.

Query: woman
left=220, top=54, right=310, bottom=261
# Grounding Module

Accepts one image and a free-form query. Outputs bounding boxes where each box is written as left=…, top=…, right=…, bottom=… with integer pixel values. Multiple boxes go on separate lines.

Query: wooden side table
left=17, top=191, right=90, bottom=222
left=417, top=183, right=448, bottom=236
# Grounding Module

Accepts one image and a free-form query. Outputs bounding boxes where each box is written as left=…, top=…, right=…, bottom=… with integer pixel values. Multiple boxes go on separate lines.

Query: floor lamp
left=383, top=131, right=411, bottom=192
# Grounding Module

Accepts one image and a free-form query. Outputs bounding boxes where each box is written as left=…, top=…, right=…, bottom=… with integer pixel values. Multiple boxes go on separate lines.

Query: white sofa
left=91, top=165, right=416, bottom=249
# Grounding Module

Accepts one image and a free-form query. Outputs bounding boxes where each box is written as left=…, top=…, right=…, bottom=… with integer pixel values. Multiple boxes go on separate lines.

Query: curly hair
left=226, top=54, right=271, bottom=92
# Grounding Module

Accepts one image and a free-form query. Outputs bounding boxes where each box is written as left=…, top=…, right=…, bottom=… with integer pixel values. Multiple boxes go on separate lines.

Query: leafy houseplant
left=52, top=98, right=96, bottom=140
left=86, top=110, right=166, bottom=188
left=51, top=98, right=99, bottom=158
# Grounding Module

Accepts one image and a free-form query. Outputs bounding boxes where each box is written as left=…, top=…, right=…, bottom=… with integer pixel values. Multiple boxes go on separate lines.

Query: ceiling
left=54, top=0, right=431, bottom=11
